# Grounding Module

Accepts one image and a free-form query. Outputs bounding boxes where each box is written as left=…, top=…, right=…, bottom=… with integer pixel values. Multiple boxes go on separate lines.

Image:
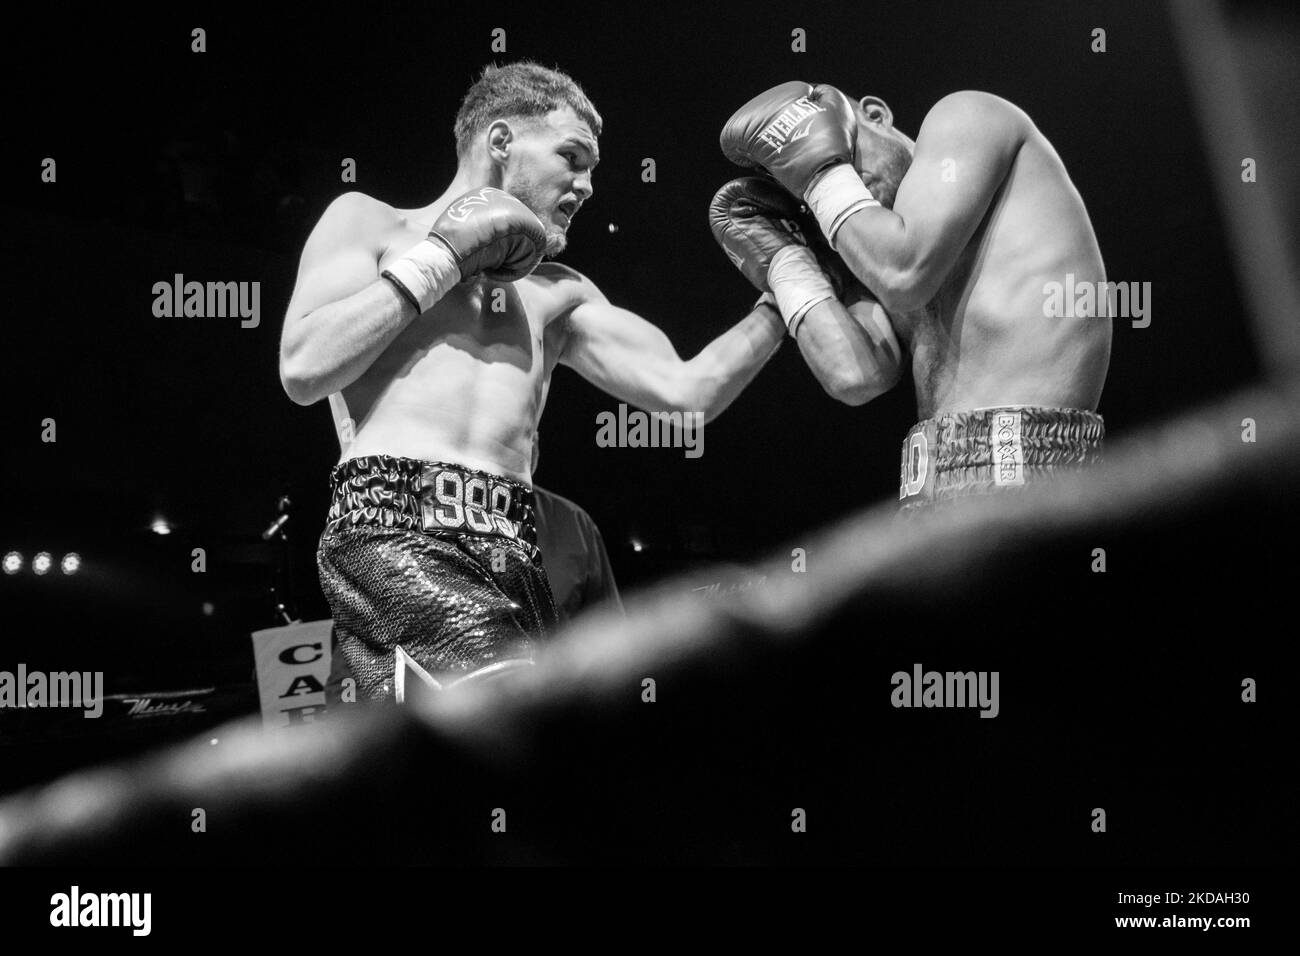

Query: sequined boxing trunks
left=898, top=406, right=1104, bottom=512
left=316, top=454, right=558, bottom=699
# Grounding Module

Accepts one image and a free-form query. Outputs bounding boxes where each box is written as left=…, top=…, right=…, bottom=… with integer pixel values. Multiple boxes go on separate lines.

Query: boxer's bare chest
left=886, top=239, right=983, bottom=406
left=372, top=217, right=559, bottom=377
left=884, top=154, right=1098, bottom=416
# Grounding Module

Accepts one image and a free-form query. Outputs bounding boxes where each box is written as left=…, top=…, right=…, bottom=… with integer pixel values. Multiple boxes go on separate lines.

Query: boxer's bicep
left=890, top=92, right=1025, bottom=301
left=284, top=193, right=384, bottom=329
left=561, top=296, right=687, bottom=412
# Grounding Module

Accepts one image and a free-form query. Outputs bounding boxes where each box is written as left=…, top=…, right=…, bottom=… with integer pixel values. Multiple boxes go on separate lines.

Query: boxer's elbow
left=824, top=377, right=872, bottom=406
left=279, top=322, right=317, bottom=405
left=822, top=371, right=873, bottom=406
left=821, top=359, right=900, bottom=407
left=676, top=381, right=717, bottom=423
left=280, top=373, right=318, bottom=407
left=669, top=362, right=721, bottom=423
left=878, top=266, right=938, bottom=314
left=280, top=356, right=324, bottom=406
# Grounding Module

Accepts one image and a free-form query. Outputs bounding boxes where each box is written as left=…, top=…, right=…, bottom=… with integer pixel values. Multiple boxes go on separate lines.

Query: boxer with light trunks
left=715, top=82, right=1111, bottom=508
left=280, top=63, right=786, bottom=698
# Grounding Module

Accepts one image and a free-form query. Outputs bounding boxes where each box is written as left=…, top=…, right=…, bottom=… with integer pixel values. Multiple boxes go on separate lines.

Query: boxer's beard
left=859, top=137, right=913, bottom=210
left=505, top=171, right=568, bottom=257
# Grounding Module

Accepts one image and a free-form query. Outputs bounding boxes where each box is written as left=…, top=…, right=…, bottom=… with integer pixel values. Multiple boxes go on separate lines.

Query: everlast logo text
left=758, top=97, right=828, bottom=153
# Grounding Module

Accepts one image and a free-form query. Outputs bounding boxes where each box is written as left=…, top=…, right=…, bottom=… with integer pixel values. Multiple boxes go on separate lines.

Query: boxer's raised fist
left=429, top=187, right=546, bottom=282
left=720, top=81, right=859, bottom=201
left=709, top=177, right=810, bottom=292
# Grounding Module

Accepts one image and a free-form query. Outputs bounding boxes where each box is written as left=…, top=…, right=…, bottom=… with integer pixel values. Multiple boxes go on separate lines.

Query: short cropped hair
left=453, top=61, right=603, bottom=158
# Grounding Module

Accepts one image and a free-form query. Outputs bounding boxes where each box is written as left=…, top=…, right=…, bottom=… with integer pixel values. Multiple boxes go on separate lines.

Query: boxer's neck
left=411, top=162, right=503, bottom=227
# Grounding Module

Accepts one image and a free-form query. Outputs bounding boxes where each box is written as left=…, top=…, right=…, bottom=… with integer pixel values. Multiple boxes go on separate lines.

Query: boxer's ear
left=858, top=96, right=895, bottom=129
left=485, top=119, right=514, bottom=165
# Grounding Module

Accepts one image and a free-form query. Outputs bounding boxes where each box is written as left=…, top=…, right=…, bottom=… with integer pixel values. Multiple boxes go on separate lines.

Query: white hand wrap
left=381, top=238, right=461, bottom=313
left=803, top=163, right=881, bottom=249
left=768, top=245, right=836, bottom=337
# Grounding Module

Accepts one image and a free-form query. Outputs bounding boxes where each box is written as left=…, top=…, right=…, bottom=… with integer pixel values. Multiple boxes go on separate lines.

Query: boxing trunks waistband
left=324, top=454, right=541, bottom=562
left=898, top=406, right=1104, bottom=510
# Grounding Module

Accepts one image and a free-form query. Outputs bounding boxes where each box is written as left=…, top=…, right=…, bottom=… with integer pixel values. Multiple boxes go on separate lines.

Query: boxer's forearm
left=794, top=299, right=901, bottom=406
left=830, top=209, right=932, bottom=312
left=279, top=280, right=416, bottom=405
left=680, top=302, right=786, bottom=423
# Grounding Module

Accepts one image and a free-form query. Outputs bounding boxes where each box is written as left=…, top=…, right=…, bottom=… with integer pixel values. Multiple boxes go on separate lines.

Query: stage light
left=61, top=553, right=81, bottom=575
left=2, top=552, right=21, bottom=574
left=151, top=518, right=172, bottom=535
left=33, top=552, right=52, bottom=575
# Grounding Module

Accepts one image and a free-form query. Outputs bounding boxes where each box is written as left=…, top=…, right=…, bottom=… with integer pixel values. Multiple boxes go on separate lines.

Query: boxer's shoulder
left=922, top=91, right=1030, bottom=142
left=529, top=260, right=589, bottom=285
left=929, top=90, right=1024, bottom=118
left=307, top=191, right=402, bottom=254
left=527, top=261, right=608, bottom=309
left=319, top=190, right=397, bottom=226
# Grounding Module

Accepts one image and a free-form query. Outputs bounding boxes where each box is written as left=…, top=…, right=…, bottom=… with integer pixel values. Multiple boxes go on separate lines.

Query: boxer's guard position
left=279, top=63, right=785, bottom=698
left=712, top=82, right=1111, bottom=508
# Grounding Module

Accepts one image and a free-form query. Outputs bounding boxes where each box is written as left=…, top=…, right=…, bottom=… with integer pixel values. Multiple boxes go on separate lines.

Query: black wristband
left=381, top=270, right=422, bottom=312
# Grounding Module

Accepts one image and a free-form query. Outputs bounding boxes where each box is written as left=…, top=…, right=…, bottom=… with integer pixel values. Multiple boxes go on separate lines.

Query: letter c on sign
left=280, top=642, right=324, bottom=665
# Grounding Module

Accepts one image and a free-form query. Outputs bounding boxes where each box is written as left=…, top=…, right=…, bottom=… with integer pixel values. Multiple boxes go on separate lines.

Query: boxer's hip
left=898, top=406, right=1104, bottom=511
left=316, top=455, right=556, bottom=692
left=320, top=453, right=541, bottom=563
left=317, top=525, right=555, bottom=683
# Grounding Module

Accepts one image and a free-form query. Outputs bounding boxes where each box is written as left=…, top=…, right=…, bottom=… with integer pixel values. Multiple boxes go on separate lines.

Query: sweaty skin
left=796, top=91, right=1111, bottom=418
left=279, top=108, right=784, bottom=485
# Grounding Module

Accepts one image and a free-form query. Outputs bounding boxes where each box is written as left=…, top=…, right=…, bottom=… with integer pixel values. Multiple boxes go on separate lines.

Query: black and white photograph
left=0, top=0, right=1292, bottom=937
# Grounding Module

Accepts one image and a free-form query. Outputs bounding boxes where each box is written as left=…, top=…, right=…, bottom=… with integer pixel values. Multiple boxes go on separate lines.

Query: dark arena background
left=0, top=0, right=1294, bottom=937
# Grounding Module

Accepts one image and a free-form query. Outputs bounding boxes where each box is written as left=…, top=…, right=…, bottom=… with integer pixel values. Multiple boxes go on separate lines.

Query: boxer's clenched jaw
left=485, top=107, right=598, bottom=257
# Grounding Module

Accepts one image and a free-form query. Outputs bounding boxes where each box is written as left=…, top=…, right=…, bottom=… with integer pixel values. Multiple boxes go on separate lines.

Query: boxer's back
left=330, top=200, right=569, bottom=483
left=894, top=119, right=1111, bottom=419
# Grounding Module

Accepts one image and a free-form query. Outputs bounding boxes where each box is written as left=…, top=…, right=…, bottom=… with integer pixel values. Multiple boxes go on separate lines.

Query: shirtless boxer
left=716, top=82, right=1111, bottom=509
left=279, top=63, right=784, bottom=698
